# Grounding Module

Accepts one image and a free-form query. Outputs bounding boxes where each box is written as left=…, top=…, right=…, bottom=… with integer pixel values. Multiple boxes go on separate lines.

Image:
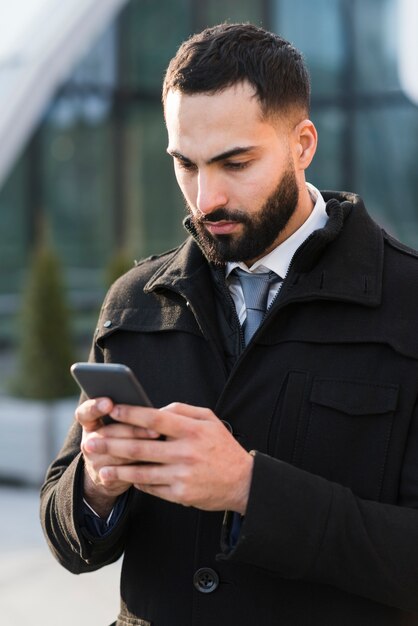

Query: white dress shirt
left=226, top=183, right=328, bottom=324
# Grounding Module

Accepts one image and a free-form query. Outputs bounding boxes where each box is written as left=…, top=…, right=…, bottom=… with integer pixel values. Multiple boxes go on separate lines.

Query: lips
left=204, top=221, right=241, bottom=235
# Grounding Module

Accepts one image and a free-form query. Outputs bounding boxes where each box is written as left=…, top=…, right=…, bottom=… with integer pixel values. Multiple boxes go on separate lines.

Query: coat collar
left=144, top=192, right=383, bottom=309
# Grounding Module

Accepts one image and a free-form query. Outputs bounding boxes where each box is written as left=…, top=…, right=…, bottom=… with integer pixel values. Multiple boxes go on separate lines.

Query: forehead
left=165, top=83, right=286, bottom=160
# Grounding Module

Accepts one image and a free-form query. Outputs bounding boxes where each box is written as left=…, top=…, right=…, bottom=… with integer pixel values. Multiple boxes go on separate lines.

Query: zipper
left=261, top=229, right=318, bottom=327
left=217, top=272, right=246, bottom=351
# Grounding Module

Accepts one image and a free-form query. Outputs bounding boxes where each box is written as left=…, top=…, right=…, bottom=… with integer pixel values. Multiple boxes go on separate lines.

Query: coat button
left=193, top=567, right=219, bottom=593
left=103, top=320, right=112, bottom=328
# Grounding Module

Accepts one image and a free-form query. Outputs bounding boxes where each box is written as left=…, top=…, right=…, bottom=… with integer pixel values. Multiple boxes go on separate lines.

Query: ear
left=293, top=119, right=317, bottom=170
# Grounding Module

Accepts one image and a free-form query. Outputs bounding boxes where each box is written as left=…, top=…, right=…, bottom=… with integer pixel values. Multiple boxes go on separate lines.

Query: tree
left=12, top=242, right=77, bottom=399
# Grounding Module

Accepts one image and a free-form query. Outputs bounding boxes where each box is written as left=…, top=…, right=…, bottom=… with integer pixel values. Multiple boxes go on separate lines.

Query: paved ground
left=0, top=485, right=122, bottom=626
left=0, top=349, right=122, bottom=624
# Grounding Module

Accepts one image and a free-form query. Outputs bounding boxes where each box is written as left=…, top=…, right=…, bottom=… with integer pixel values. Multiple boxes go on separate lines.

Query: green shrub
left=11, top=243, right=77, bottom=399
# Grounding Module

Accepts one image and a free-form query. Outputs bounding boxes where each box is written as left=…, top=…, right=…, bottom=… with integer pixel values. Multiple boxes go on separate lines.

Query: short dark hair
left=162, top=23, right=311, bottom=118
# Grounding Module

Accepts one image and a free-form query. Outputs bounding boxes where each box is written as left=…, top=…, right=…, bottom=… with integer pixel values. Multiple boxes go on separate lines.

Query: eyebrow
left=167, top=146, right=257, bottom=165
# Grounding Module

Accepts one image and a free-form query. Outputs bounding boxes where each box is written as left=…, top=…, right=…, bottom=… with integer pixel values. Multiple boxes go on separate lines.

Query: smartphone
left=70, top=362, right=153, bottom=424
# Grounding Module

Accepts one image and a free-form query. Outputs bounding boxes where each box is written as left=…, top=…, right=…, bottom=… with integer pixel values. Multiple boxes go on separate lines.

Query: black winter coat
left=41, top=192, right=418, bottom=625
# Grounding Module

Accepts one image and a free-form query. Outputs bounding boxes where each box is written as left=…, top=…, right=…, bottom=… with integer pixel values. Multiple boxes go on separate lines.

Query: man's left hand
left=84, top=402, right=254, bottom=514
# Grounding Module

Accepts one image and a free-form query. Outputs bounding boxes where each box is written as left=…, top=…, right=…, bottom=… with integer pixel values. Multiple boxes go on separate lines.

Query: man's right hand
left=76, top=397, right=159, bottom=517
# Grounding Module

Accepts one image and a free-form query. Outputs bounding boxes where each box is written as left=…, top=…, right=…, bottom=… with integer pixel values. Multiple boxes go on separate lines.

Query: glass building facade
left=1, top=0, right=418, bottom=345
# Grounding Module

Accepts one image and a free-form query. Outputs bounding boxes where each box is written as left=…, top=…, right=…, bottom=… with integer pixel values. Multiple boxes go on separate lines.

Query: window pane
left=42, top=98, right=114, bottom=284
left=125, top=102, right=185, bottom=258
left=273, top=0, right=345, bottom=96
left=353, top=0, right=400, bottom=92
left=355, top=105, right=418, bottom=247
left=69, top=22, right=118, bottom=88
left=119, top=0, right=192, bottom=91
left=0, top=154, right=28, bottom=292
left=203, top=0, right=263, bottom=24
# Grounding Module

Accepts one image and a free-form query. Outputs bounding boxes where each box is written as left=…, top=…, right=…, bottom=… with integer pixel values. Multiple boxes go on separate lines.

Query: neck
left=277, top=184, right=315, bottom=246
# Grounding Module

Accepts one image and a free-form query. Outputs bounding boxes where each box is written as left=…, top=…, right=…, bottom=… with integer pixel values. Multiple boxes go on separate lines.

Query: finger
left=108, top=405, right=178, bottom=438
left=82, top=448, right=133, bottom=469
left=85, top=436, right=175, bottom=464
left=81, top=434, right=134, bottom=466
left=109, top=404, right=216, bottom=438
left=76, top=398, right=114, bottom=431
left=99, top=423, right=161, bottom=440
left=99, top=462, right=173, bottom=487
left=134, top=484, right=185, bottom=506
left=100, top=465, right=195, bottom=507
left=163, top=402, right=217, bottom=421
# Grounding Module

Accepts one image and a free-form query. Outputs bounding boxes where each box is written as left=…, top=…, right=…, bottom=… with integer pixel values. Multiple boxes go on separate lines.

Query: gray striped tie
left=234, top=268, right=278, bottom=345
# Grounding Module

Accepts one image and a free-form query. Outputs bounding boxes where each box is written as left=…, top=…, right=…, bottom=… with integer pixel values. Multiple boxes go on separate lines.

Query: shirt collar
left=226, top=182, right=328, bottom=279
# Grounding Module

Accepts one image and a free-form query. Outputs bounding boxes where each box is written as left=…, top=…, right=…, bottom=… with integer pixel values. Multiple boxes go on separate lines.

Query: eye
left=176, top=159, right=197, bottom=172
left=224, top=161, right=250, bottom=171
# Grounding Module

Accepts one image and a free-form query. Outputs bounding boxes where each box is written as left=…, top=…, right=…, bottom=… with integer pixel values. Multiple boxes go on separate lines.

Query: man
left=41, top=23, right=418, bottom=625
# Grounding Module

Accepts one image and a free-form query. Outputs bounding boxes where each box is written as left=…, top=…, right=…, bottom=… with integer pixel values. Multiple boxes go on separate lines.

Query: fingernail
left=97, top=399, right=110, bottom=412
left=85, top=439, right=97, bottom=452
left=100, top=467, right=113, bottom=480
left=110, top=406, right=120, bottom=419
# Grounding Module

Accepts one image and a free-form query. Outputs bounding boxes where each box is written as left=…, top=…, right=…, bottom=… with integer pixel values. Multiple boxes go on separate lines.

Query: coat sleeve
left=39, top=417, right=133, bottom=574
left=219, top=448, right=418, bottom=613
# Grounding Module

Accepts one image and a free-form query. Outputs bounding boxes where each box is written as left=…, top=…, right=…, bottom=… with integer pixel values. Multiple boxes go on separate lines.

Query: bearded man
left=41, top=23, right=418, bottom=626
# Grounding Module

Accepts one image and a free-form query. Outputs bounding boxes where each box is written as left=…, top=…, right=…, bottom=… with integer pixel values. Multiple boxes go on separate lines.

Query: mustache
left=196, top=208, right=248, bottom=224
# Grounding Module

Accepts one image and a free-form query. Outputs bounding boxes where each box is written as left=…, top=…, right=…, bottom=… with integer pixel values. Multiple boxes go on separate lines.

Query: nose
left=196, top=170, right=228, bottom=216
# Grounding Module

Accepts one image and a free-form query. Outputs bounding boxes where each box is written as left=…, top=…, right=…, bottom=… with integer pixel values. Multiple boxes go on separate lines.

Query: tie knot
left=233, top=268, right=276, bottom=312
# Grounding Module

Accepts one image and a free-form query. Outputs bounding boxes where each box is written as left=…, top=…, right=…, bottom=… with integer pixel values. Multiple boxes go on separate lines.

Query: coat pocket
left=298, top=377, right=399, bottom=500
left=271, top=374, right=399, bottom=501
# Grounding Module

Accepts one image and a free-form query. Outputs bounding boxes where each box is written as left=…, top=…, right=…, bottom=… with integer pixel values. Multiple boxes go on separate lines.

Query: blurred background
left=0, top=0, right=417, bottom=624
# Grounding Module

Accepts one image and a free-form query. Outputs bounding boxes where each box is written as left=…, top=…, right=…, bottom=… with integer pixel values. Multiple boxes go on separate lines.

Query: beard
left=186, top=166, right=299, bottom=265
